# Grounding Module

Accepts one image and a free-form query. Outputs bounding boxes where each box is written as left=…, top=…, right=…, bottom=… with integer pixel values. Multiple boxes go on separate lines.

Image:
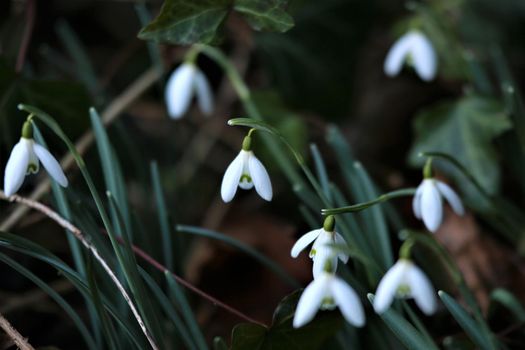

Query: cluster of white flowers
left=1, top=33, right=457, bottom=334
left=290, top=216, right=365, bottom=328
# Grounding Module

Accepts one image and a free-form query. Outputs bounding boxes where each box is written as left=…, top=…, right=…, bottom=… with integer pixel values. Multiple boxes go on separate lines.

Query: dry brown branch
left=0, top=67, right=162, bottom=232
left=0, top=311, right=35, bottom=350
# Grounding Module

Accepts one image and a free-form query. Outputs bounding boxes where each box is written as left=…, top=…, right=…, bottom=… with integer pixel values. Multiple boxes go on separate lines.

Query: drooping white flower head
left=384, top=30, right=437, bottom=81
left=4, top=122, right=68, bottom=196
left=293, top=271, right=365, bottom=328
left=220, top=135, right=272, bottom=203
left=165, top=62, right=213, bottom=119
left=373, top=259, right=437, bottom=315
left=412, top=178, right=464, bottom=232
left=291, top=216, right=349, bottom=279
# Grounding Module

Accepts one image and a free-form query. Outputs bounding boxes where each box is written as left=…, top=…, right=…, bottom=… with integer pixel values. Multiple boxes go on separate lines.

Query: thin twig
left=0, top=191, right=159, bottom=350
left=107, top=232, right=267, bottom=327
left=0, top=311, right=35, bottom=350
left=15, top=0, right=36, bottom=73
left=0, top=67, right=162, bottom=232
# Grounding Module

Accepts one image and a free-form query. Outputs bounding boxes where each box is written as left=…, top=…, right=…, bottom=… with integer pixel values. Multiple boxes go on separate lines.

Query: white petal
left=312, top=254, right=338, bottom=279
left=408, top=264, right=437, bottom=315
left=293, top=276, right=328, bottom=328
left=411, top=32, right=437, bottom=81
left=193, top=69, right=213, bottom=116
left=384, top=32, right=414, bottom=77
left=420, top=180, right=443, bottom=232
left=248, top=152, right=272, bottom=201
left=33, top=144, right=68, bottom=187
left=373, top=260, right=408, bottom=314
left=3, top=139, right=30, bottom=196
left=436, top=181, right=464, bottom=216
left=220, top=152, right=244, bottom=203
left=335, top=232, right=349, bottom=263
left=412, top=183, right=424, bottom=219
left=331, top=276, right=365, bottom=327
left=291, top=229, right=321, bottom=258
left=165, top=64, right=196, bottom=119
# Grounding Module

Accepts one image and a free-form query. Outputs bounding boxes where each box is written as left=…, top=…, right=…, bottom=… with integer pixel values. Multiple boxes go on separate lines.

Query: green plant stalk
left=195, top=45, right=308, bottom=192
left=150, top=161, right=174, bottom=272
left=33, top=125, right=102, bottom=347
left=321, top=188, right=417, bottom=215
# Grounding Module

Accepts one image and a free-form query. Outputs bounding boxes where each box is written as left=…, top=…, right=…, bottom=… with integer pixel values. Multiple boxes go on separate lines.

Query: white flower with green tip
left=291, top=216, right=349, bottom=279
left=373, top=259, right=437, bottom=315
left=220, top=135, right=272, bottom=203
left=412, top=178, right=464, bottom=232
left=293, top=271, right=365, bottom=328
left=4, top=121, right=68, bottom=196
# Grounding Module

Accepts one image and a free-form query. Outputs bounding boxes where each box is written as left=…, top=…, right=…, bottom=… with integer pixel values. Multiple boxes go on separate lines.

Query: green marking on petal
left=396, top=284, right=411, bottom=297
left=240, top=174, right=252, bottom=183
left=27, top=163, right=38, bottom=174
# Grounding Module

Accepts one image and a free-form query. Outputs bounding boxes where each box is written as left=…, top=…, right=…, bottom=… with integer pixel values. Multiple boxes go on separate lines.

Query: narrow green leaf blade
left=439, top=290, right=496, bottom=350
left=368, top=294, right=439, bottom=350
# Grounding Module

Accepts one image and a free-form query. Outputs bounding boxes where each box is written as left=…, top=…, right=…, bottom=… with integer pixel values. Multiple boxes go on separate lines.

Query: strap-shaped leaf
left=439, top=291, right=497, bottom=350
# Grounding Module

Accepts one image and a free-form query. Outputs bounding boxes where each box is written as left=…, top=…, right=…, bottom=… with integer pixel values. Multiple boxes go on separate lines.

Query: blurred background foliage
left=1, top=0, right=525, bottom=349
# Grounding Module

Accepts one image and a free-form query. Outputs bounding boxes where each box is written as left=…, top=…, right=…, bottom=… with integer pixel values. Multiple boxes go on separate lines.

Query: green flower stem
left=196, top=44, right=331, bottom=205
left=423, top=157, right=433, bottom=179
left=321, top=188, right=416, bottom=216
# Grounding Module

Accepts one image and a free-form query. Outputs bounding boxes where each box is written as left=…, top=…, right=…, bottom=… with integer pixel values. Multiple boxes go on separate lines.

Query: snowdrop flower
left=4, top=121, right=68, bottom=196
left=291, top=216, right=349, bottom=278
left=221, top=134, right=272, bottom=203
left=165, top=62, right=213, bottom=119
left=384, top=30, right=437, bottom=81
left=293, top=270, right=365, bottom=328
left=412, top=178, right=464, bottom=232
left=373, top=259, right=437, bottom=315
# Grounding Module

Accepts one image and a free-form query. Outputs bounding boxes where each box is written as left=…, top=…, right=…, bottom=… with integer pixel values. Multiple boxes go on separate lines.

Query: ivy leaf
left=230, top=290, right=343, bottom=350
left=234, top=0, right=294, bottom=32
left=408, top=95, right=511, bottom=209
left=138, top=0, right=231, bottom=45
left=138, top=0, right=294, bottom=45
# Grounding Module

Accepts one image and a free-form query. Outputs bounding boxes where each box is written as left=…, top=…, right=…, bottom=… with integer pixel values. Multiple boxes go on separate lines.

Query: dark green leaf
left=231, top=290, right=343, bottom=350
left=138, top=0, right=230, bottom=45
left=234, top=0, right=294, bottom=32
left=408, top=95, right=511, bottom=209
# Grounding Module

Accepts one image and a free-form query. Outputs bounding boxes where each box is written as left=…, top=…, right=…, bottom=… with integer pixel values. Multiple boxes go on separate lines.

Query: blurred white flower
left=373, top=259, right=437, bottom=315
left=4, top=137, right=68, bottom=196
left=293, top=271, right=365, bottom=328
left=291, top=227, right=349, bottom=279
left=412, top=178, right=464, bottom=232
left=384, top=30, right=437, bottom=81
left=220, top=149, right=272, bottom=202
left=165, top=63, right=213, bottom=119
